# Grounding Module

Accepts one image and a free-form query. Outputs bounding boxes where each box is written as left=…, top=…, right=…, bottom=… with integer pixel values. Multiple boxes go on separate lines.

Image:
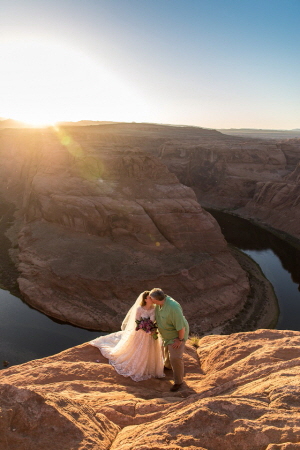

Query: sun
left=0, top=38, right=148, bottom=126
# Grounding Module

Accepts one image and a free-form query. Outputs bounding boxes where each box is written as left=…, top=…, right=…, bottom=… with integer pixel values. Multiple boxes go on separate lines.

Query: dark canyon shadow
left=207, top=208, right=300, bottom=332
left=207, top=209, right=300, bottom=290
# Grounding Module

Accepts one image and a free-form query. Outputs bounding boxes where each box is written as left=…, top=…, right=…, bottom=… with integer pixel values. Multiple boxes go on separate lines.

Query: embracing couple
left=91, top=288, right=189, bottom=392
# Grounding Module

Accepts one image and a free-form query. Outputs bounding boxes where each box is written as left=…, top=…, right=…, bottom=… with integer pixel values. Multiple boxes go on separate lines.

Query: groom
left=149, top=288, right=189, bottom=392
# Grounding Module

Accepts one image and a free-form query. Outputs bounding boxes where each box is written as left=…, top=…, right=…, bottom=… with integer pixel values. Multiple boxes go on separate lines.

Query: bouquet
left=135, top=317, right=158, bottom=340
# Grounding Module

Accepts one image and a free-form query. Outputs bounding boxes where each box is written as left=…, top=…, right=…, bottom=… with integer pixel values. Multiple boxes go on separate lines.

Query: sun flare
left=0, top=38, right=147, bottom=126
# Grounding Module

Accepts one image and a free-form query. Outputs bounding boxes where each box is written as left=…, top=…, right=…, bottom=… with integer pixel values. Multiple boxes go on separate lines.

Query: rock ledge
left=1, top=329, right=300, bottom=449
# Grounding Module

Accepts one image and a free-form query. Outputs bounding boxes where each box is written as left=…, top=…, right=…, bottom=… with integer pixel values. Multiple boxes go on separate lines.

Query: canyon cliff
left=147, top=130, right=300, bottom=240
left=1, top=122, right=298, bottom=333
left=0, top=126, right=249, bottom=333
left=51, top=122, right=300, bottom=240
left=1, top=329, right=300, bottom=449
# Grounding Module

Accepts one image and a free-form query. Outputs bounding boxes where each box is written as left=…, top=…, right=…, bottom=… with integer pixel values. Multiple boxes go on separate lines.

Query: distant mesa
left=1, top=117, right=300, bottom=138
left=0, top=118, right=118, bottom=129
left=56, top=120, right=117, bottom=127
left=0, top=118, right=30, bottom=128
left=218, top=127, right=300, bottom=139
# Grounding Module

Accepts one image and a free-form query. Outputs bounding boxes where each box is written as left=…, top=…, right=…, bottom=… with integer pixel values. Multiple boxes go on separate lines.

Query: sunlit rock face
left=1, top=329, right=300, bottom=449
left=86, top=123, right=300, bottom=241
left=0, top=127, right=249, bottom=332
left=58, top=122, right=300, bottom=240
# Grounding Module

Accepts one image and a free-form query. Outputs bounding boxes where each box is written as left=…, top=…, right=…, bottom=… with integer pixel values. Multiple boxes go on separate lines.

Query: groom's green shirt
left=155, top=295, right=189, bottom=346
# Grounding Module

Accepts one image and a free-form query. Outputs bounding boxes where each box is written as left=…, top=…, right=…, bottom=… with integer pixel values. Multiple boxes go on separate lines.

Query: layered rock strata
left=1, top=329, right=300, bottom=449
left=244, top=159, right=300, bottom=239
left=0, top=127, right=249, bottom=332
left=155, top=135, right=300, bottom=240
left=53, top=122, right=300, bottom=240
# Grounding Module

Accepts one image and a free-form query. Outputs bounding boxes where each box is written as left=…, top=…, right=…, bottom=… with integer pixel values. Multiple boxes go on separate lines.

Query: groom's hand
left=172, top=338, right=183, bottom=349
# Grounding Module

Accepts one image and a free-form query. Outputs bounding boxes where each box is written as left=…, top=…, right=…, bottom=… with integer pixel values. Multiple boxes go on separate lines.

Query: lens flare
left=0, top=38, right=148, bottom=126
left=53, top=126, right=105, bottom=181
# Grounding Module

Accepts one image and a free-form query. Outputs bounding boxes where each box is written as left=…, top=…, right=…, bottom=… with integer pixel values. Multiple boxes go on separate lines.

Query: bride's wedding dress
left=90, top=297, right=165, bottom=382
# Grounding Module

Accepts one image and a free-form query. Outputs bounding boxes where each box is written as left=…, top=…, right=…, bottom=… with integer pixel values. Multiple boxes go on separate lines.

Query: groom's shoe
left=170, top=383, right=182, bottom=392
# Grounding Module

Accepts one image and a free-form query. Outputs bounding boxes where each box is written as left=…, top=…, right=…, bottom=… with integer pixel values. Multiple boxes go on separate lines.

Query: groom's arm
left=178, top=327, right=185, bottom=340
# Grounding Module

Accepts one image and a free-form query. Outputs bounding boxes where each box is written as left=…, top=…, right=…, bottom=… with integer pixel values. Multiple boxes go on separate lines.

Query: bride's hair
left=140, top=290, right=150, bottom=306
left=121, top=291, right=152, bottom=332
left=149, top=288, right=165, bottom=301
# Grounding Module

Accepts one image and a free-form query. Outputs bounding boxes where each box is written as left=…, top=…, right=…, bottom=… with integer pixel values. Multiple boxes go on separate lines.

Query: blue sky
left=1, top=0, right=299, bottom=128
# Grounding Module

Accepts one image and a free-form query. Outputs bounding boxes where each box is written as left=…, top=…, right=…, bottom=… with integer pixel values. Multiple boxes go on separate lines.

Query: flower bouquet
left=135, top=317, right=158, bottom=340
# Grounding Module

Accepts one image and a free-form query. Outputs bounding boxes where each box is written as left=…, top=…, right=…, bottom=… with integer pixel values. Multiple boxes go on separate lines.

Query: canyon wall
left=244, top=150, right=300, bottom=238
left=64, top=122, right=300, bottom=240
left=1, top=122, right=298, bottom=333
left=0, top=127, right=249, bottom=333
left=151, top=132, right=300, bottom=240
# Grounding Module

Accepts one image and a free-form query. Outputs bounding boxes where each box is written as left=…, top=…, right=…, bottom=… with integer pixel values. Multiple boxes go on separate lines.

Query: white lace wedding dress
left=90, top=305, right=165, bottom=382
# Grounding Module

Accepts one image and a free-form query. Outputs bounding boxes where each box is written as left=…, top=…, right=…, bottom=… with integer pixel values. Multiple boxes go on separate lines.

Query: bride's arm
left=135, top=306, right=142, bottom=321
left=150, top=309, right=155, bottom=322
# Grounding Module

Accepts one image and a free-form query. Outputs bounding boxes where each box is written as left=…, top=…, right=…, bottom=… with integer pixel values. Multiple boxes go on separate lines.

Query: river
left=207, top=209, right=300, bottom=332
left=0, top=291, right=104, bottom=368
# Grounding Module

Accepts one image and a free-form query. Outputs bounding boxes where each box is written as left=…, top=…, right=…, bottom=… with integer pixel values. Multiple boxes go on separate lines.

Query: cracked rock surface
left=1, top=329, right=300, bottom=449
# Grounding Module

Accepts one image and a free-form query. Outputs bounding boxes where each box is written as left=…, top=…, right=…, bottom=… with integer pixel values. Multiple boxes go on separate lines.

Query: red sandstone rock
left=1, top=123, right=298, bottom=333
left=0, top=384, right=119, bottom=450
left=1, top=329, right=300, bottom=449
left=55, top=123, right=300, bottom=241
left=244, top=160, right=300, bottom=239
left=0, top=127, right=249, bottom=333
left=153, top=132, right=300, bottom=240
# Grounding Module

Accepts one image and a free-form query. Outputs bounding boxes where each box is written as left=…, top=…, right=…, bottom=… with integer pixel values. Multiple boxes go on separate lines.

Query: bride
left=90, top=291, right=165, bottom=381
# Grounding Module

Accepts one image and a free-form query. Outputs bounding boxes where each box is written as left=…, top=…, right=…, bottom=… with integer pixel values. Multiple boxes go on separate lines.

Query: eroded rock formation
left=51, top=122, right=300, bottom=240
left=153, top=134, right=300, bottom=240
left=1, top=122, right=298, bottom=333
left=1, top=329, right=300, bottom=449
left=244, top=158, right=300, bottom=238
left=0, top=127, right=249, bottom=332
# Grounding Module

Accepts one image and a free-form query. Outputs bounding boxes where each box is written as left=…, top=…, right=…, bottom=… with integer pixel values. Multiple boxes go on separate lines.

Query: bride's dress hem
left=108, top=357, right=165, bottom=382
left=90, top=327, right=165, bottom=382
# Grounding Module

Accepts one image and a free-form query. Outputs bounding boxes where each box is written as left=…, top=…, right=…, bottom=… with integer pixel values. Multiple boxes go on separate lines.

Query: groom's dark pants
left=163, top=341, right=185, bottom=384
